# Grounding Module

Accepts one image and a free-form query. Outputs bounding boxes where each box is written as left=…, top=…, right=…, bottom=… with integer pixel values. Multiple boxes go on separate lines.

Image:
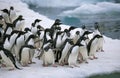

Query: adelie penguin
left=76, top=36, right=88, bottom=63
left=59, top=39, right=74, bottom=66
left=19, top=45, right=35, bottom=67
left=31, top=19, right=41, bottom=35
left=9, top=6, right=17, bottom=23
left=13, top=15, right=25, bottom=31
left=1, top=9, right=11, bottom=23
left=93, top=22, right=104, bottom=52
left=4, top=23, right=13, bottom=35
left=0, top=47, right=21, bottom=70
left=87, top=34, right=103, bottom=60
left=42, top=42, right=57, bottom=67
left=67, top=41, right=81, bottom=68
left=25, top=34, right=37, bottom=64
left=14, top=31, right=26, bottom=60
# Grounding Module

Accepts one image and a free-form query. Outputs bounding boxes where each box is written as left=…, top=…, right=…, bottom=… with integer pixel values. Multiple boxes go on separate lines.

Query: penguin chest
left=21, top=48, right=30, bottom=63
left=2, top=13, right=10, bottom=23
left=90, top=38, right=99, bottom=53
left=56, top=36, right=62, bottom=48
left=0, top=51, right=14, bottom=67
left=31, top=27, right=37, bottom=34
left=16, top=20, right=25, bottom=30
left=10, top=10, right=17, bottom=22
left=10, top=34, right=18, bottom=45
left=16, top=36, right=25, bottom=45
left=44, top=49, right=54, bottom=64
left=79, top=46, right=88, bottom=59
left=62, top=43, right=71, bottom=56
left=4, top=38, right=12, bottom=50
left=68, top=46, right=79, bottom=63
left=28, top=39, right=34, bottom=46
left=5, top=27, right=13, bottom=35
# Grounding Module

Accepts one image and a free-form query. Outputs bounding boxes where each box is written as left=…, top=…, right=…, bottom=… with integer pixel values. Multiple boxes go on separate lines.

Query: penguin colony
left=0, top=6, right=104, bottom=70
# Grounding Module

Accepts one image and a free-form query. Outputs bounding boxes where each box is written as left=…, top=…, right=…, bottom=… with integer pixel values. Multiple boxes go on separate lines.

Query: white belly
left=68, top=46, right=79, bottom=65
left=20, top=48, right=30, bottom=65
left=43, top=49, right=54, bottom=64
left=0, top=51, right=14, bottom=68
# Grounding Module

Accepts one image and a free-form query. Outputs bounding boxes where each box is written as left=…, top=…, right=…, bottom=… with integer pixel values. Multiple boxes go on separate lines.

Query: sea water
left=22, top=0, right=120, bottom=39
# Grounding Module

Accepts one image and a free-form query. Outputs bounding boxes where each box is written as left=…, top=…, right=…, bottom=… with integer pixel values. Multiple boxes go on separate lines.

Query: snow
left=0, top=0, right=120, bottom=78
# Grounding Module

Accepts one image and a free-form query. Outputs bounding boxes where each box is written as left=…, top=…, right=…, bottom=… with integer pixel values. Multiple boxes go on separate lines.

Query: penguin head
left=1, top=9, right=9, bottom=14
left=81, top=25, right=86, bottom=30
left=10, top=30, right=20, bottom=36
left=24, top=27, right=31, bottom=32
left=76, top=31, right=80, bottom=35
left=37, top=25, right=42, bottom=30
left=64, top=29, right=70, bottom=37
left=10, top=6, right=14, bottom=10
left=35, top=19, right=41, bottom=23
left=29, top=34, right=37, bottom=39
left=0, top=15, right=3, bottom=20
left=94, top=22, right=99, bottom=30
left=82, top=30, right=92, bottom=37
left=53, top=19, right=62, bottom=25
left=69, top=26, right=76, bottom=31
left=44, top=45, right=51, bottom=52
left=18, top=15, right=24, bottom=21
left=28, top=45, right=35, bottom=49
left=94, top=34, right=103, bottom=39
left=67, top=39, right=74, bottom=45
left=37, top=30, right=41, bottom=36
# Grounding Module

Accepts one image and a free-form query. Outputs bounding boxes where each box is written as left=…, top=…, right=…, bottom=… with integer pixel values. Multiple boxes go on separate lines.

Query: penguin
left=9, top=6, right=17, bottom=23
left=4, top=23, right=13, bottom=35
left=81, top=30, right=93, bottom=45
left=81, top=25, right=87, bottom=36
left=25, top=34, right=37, bottom=64
left=38, top=39, right=53, bottom=60
left=54, top=31, right=63, bottom=62
left=37, top=25, right=44, bottom=31
left=31, top=19, right=41, bottom=35
left=68, top=41, right=81, bottom=68
left=71, top=31, right=80, bottom=44
left=0, top=46, right=20, bottom=70
left=76, top=36, right=88, bottom=63
left=59, top=39, right=74, bottom=65
left=24, top=27, right=33, bottom=41
left=50, top=19, right=62, bottom=39
left=36, top=30, right=44, bottom=49
left=51, top=19, right=62, bottom=28
left=93, top=22, right=104, bottom=52
left=1, top=9, right=10, bottom=23
left=42, top=42, right=56, bottom=67
left=0, top=15, right=6, bottom=30
left=87, top=35, right=103, bottom=60
left=13, top=15, right=25, bottom=31
left=3, top=34, right=11, bottom=51
left=9, top=30, right=20, bottom=55
left=14, top=31, right=26, bottom=60
left=19, top=45, right=35, bottom=66
left=43, top=28, right=52, bottom=45
left=61, top=29, right=71, bottom=44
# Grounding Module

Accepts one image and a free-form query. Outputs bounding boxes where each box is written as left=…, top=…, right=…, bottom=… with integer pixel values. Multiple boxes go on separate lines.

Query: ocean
left=22, top=0, right=120, bottom=39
